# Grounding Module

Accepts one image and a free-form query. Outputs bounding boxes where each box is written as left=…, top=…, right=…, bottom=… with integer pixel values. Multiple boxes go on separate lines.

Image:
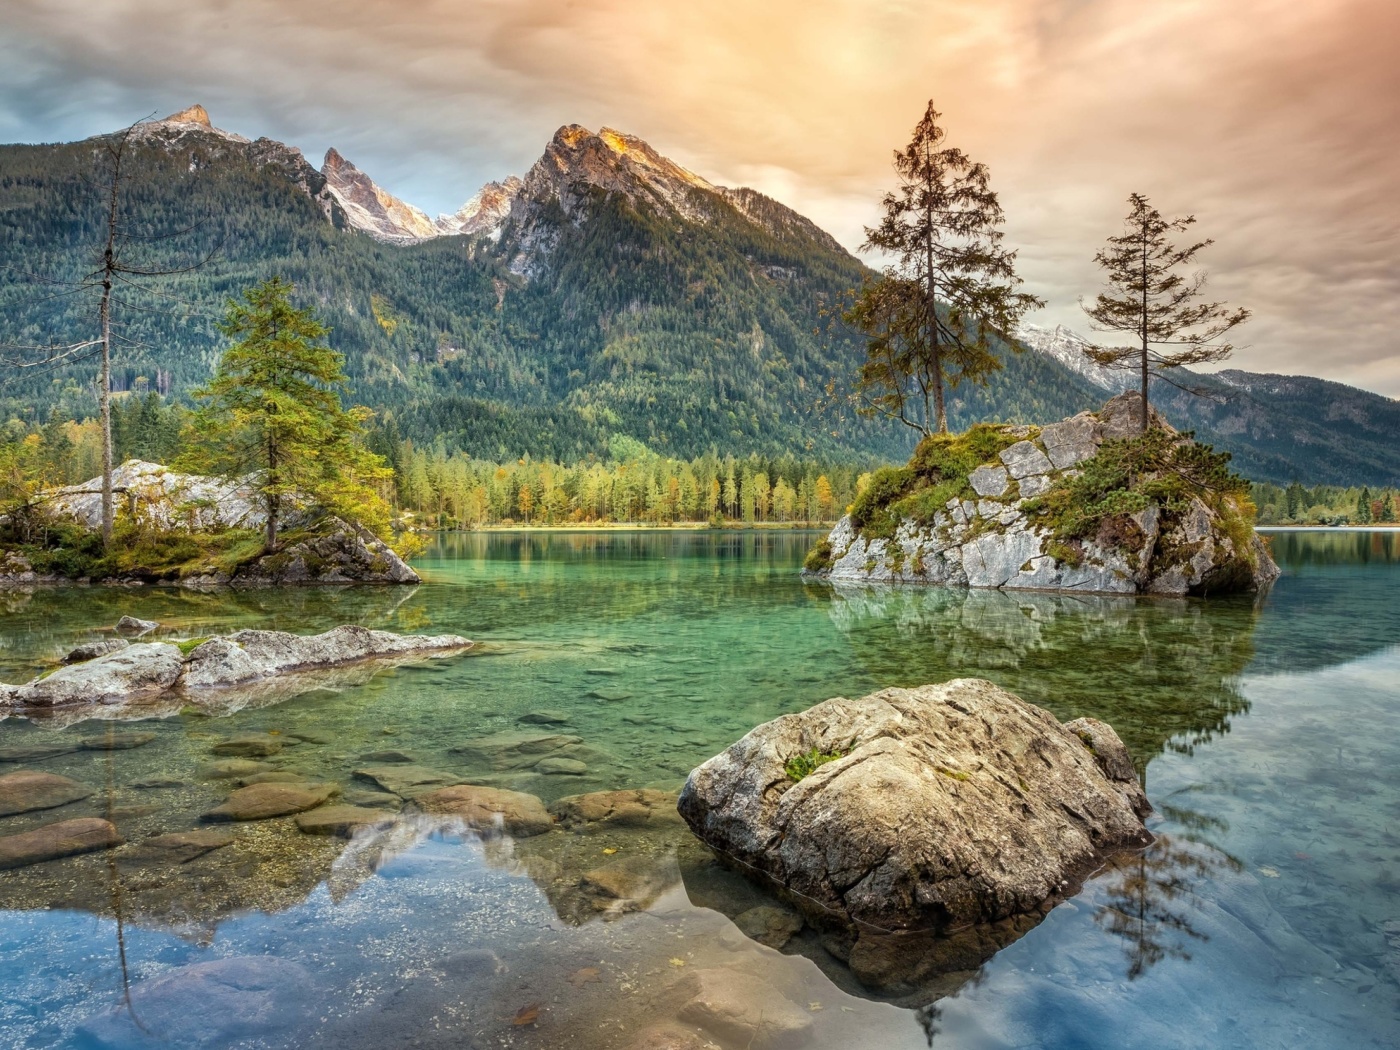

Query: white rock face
left=815, top=394, right=1280, bottom=597
left=43, top=461, right=269, bottom=532
left=12, top=643, right=185, bottom=708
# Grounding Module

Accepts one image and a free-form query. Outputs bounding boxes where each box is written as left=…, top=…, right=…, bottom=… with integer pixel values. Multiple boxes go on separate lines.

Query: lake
left=1, top=529, right=1398, bottom=1048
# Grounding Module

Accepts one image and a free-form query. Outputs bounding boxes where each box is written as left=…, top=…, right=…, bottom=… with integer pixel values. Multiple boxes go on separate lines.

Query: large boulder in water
left=678, top=680, right=1150, bottom=952
left=807, top=392, right=1279, bottom=596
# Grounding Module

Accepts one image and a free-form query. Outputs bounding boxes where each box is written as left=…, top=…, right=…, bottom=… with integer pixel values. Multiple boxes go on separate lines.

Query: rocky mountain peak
left=437, top=176, right=524, bottom=238
left=529, top=123, right=715, bottom=214
left=161, top=104, right=212, bottom=127
left=320, top=147, right=437, bottom=244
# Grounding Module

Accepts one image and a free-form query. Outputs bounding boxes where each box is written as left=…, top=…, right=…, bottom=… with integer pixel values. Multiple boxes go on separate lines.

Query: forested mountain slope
left=0, top=110, right=1103, bottom=462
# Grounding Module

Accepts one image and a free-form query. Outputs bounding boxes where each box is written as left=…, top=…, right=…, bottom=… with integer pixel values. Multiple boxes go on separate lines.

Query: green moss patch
left=784, top=746, right=846, bottom=782
left=849, top=425, right=1028, bottom=541
left=1021, top=428, right=1252, bottom=553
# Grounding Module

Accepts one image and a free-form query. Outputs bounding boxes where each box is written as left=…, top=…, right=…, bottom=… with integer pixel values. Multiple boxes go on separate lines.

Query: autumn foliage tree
left=848, top=102, right=1043, bottom=435
left=184, top=277, right=392, bottom=551
left=1082, top=194, right=1249, bottom=432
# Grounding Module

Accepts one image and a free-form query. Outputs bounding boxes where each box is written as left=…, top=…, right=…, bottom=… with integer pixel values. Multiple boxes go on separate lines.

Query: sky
left=1, top=0, right=1397, bottom=395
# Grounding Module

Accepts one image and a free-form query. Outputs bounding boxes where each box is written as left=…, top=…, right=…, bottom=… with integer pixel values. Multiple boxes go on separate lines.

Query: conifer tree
left=1381, top=492, right=1396, bottom=524
left=1082, top=194, right=1249, bottom=432
left=849, top=102, right=1043, bottom=435
left=185, top=277, right=392, bottom=551
left=1356, top=487, right=1373, bottom=524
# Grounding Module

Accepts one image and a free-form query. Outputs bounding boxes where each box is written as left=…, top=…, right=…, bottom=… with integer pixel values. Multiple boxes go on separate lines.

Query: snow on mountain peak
left=1017, top=323, right=1133, bottom=393
left=320, top=148, right=438, bottom=244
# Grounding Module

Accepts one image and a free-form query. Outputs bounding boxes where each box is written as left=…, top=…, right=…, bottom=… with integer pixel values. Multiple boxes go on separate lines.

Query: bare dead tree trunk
left=99, top=207, right=117, bottom=546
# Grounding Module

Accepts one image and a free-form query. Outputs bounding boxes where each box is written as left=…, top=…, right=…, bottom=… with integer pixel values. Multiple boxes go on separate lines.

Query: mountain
left=0, top=108, right=1100, bottom=463
left=4, top=107, right=1394, bottom=483
left=1016, top=323, right=1131, bottom=393
left=1017, top=324, right=1400, bottom=486
left=320, top=148, right=438, bottom=243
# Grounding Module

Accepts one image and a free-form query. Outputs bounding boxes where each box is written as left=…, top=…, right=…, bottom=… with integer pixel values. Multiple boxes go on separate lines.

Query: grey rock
left=12, top=642, right=184, bottom=708
left=679, top=680, right=1150, bottom=950
left=0, top=769, right=94, bottom=815
left=999, top=440, right=1054, bottom=479
left=816, top=393, right=1279, bottom=596
left=1039, top=414, right=1100, bottom=469
left=183, top=625, right=471, bottom=689
left=75, top=955, right=312, bottom=1048
left=1017, top=473, right=1053, bottom=499
left=968, top=465, right=1010, bottom=497
left=64, top=638, right=131, bottom=664
left=132, top=776, right=184, bottom=789
left=0, top=817, right=123, bottom=869
left=115, top=615, right=160, bottom=635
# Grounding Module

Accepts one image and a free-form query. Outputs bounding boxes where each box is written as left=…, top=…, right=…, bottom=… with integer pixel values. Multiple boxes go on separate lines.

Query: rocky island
left=0, top=461, right=419, bottom=588
left=805, top=393, right=1280, bottom=596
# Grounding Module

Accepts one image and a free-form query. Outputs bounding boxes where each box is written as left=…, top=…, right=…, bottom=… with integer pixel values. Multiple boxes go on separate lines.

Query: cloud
left=1, top=0, right=1395, bottom=391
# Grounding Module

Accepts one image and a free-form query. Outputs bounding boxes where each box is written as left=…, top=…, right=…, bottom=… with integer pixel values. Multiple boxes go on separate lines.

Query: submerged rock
left=678, top=680, right=1150, bottom=962
left=201, top=781, right=339, bottom=822
left=810, top=392, right=1280, bottom=596
left=353, top=764, right=463, bottom=799
left=675, top=968, right=814, bottom=1049
left=76, top=955, right=313, bottom=1048
left=0, top=817, right=123, bottom=869
left=119, top=829, right=234, bottom=866
left=550, top=788, right=684, bottom=831
left=294, top=804, right=395, bottom=837
left=0, top=769, right=94, bottom=816
left=209, top=733, right=284, bottom=758
left=414, top=784, right=555, bottom=837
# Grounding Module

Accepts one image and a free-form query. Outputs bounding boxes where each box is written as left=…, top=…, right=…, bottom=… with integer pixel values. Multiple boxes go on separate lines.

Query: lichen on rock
left=808, top=393, right=1279, bottom=596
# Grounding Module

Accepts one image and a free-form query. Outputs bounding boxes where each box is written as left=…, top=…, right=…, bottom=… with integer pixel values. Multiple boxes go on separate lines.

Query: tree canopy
left=1082, top=193, right=1249, bottom=432
left=184, top=277, right=391, bottom=549
left=848, top=101, right=1042, bottom=435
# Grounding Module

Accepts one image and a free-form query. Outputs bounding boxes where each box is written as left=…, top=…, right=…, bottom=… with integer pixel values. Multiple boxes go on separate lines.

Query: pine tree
left=1356, top=487, right=1373, bottom=524
left=1082, top=194, right=1249, bottom=432
left=849, top=101, right=1042, bottom=435
left=185, top=277, right=392, bottom=551
left=1381, top=492, right=1395, bottom=523
left=1285, top=481, right=1304, bottom=521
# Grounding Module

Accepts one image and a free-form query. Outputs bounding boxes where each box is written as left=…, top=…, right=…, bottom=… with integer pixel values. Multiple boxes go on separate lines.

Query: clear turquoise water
left=1, top=529, right=1398, bottom=1048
